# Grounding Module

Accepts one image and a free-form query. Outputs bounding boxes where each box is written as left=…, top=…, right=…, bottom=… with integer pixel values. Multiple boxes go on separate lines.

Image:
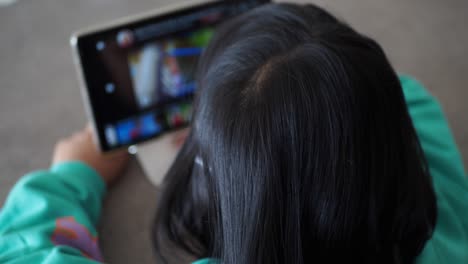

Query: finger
left=71, top=129, right=87, bottom=140
left=110, top=149, right=130, bottom=159
left=82, top=125, right=94, bottom=139
left=54, top=139, right=65, bottom=149
left=70, top=131, right=82, bottom=140
left=85, top=123, right=93, bottom=133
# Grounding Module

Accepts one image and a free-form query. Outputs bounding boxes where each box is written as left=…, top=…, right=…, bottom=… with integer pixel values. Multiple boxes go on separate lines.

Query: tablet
left=71, top=0, right=269, bottom=152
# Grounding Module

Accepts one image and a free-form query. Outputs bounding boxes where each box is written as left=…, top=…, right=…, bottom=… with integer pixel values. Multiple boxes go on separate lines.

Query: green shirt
left=0, top=76, right=467, bottom=263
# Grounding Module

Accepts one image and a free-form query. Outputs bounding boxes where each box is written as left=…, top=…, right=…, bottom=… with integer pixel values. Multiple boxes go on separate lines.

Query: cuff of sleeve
left=50, top=161, right=107, bottom=201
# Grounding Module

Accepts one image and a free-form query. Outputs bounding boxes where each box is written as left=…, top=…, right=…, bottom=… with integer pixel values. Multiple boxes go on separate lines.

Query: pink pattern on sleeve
left=51, top=216, right=104, bottom=261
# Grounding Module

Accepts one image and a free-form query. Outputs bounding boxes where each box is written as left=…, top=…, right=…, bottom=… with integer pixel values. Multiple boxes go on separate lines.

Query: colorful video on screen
left=115, top=112, right=164, bottom=145
left=127, top=28, right=213, bottom=109
left=107, top=101, right=193, bottom=147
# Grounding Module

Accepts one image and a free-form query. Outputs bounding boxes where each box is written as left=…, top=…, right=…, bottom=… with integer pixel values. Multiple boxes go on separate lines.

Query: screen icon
left=105, top=83, right=115, bottom=94
left=96, top=41, right=105, bottom=51
left=105, top=125, right=118, bottom=147
left=116, top=30, right=134, bottom=48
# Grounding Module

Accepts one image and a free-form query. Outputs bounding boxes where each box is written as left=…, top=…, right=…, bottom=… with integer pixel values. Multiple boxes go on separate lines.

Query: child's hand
left=52, top=125, right=129, bottom=185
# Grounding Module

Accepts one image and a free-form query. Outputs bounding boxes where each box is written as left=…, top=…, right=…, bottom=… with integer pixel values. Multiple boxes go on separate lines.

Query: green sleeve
left=0, top=161, right=106, bottom=263
left=192, top=258, right=218, bottom=264
left=400, top=75, right=468, bottom=263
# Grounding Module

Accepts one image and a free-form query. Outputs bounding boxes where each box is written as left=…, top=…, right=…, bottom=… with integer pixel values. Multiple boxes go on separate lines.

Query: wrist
left=50, top=161, right=107, bottom=197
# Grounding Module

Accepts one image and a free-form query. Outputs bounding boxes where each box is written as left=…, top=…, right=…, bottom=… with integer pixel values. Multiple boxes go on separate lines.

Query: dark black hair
left=153, top=3, right=436, bottom=263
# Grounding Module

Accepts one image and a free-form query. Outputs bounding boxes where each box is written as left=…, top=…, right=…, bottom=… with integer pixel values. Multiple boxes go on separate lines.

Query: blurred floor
left=0, top=0, right=467, bottom=263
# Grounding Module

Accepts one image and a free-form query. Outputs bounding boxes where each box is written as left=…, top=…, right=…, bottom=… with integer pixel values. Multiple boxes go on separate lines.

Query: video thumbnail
left=165, top=102, right=192, bottom=128
left=115, top=112, right=164, bottom=145
left=127, top=28, right=213, bottom=109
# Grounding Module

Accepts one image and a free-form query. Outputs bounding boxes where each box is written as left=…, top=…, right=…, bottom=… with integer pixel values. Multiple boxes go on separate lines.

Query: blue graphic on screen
left=116, top=112, right=162, bottom=145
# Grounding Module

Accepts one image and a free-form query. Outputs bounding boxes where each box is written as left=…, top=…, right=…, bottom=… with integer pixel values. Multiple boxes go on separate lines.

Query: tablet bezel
left=70, top=0, right=270, bottom=152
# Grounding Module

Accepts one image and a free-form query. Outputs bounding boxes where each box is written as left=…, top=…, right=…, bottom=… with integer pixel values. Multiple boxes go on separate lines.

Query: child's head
left=154, top=3, right=436, bottom=263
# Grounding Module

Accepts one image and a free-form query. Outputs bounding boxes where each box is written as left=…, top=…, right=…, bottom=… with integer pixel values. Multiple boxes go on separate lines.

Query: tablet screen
left=74, top=0, right=269, bottom=151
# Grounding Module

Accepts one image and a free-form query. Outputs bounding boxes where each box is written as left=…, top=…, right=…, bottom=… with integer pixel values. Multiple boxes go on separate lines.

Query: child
left=1, top=3, right=467, bottom=264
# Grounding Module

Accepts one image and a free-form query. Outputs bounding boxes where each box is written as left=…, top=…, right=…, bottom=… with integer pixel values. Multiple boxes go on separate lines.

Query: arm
left=401, top=75, right=468, bottom=263
left=0, top=126, right=128, bottom=263
left=401, top=75, right=466, bottom=180
left=0, top=162, right=105, bottom=263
